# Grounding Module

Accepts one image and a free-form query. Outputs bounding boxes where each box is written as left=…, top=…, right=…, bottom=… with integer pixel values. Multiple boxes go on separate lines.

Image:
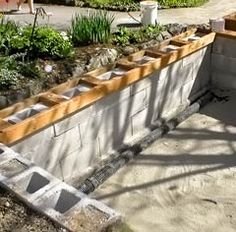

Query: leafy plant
left=0, top=17, right=18, bottom=55
left=69, top=11, right=114, bottom=45
left=112, top=25, right=164, bottom=46
left=0, top=56, right=20, bottom=89
left=32, top=26, right=72, bottom=58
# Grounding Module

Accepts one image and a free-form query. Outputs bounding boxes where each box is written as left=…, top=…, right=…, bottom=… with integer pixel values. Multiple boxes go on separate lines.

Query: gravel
left=0, top=187, right=67, bottom=232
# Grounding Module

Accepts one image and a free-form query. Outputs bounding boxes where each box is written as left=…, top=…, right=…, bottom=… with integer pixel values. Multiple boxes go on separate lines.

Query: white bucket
left=209, top=18, right=225, bottom=32
left=140, top=1, right=158, bottom=26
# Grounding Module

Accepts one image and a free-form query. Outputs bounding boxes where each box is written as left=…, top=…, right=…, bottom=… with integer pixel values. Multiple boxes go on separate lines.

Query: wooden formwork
left=0, top=28, right=216, bottom=145
left=224, top=12, right=236, bottom=31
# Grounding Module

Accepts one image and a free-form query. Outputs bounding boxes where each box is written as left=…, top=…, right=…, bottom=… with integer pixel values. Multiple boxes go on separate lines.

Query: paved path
left=3, top=0, right=236, bottom=30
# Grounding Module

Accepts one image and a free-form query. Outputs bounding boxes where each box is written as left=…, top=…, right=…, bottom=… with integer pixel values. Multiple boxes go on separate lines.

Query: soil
left=0, top=187, right=66, bottom=232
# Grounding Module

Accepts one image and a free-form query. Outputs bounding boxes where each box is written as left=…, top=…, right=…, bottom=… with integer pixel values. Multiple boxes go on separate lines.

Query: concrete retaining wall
left=11, top=45, right=212, bottom=183
left=211, top=36, right=236, bottom=89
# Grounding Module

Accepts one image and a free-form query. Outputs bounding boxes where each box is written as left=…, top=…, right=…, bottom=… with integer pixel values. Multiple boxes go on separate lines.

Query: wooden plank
left=216, top=30, right=236, bottom=40
left=170, top=39, right=190, bottom=46
left=0, top=96, right=40, bottom=119
left=0, top=86, right=105, bottom=144
left=84, top=63, right=116, bottom=77
left=0, top=119, right=12, bottom=131
left=39, top=93, right=67, bottom=105
left=224, top=12, right=236, bottom=31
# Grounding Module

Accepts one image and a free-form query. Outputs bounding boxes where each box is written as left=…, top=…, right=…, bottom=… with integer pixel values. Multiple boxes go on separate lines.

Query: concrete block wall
left=211, top=36, right=236, bottom=89
left=11, top=45, right=212, bottom=183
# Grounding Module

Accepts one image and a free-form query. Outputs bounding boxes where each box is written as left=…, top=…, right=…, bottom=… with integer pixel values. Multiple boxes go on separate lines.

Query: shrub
left=32, top=27, right=72, bottom=58
left=112, top=25, right=164, bottom=46
left=0, top=56, right=20, bottom=89
left=0, top=17, right=18, bottom=55
left=69, top=11, right=114, bottom=46
left=0, top=16, right=72, bottom=59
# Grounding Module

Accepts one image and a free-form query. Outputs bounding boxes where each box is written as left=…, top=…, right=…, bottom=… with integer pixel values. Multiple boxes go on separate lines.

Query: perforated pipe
left=78, top=90, right=213, bottom=194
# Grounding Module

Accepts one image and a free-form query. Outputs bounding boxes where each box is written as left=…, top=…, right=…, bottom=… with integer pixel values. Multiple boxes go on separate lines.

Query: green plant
left=0, top=68, right=19, bottom=90
left=112, top=25, right=164, bottom=46
left=32, top=26, right=72, bottom=58
left=0, top=56, right=20, bottom=89
left=7, top=26, right=72, bottom=59
left=0, top=17, right=19, bottom=55
left=69, top=11, right=114, bottom=45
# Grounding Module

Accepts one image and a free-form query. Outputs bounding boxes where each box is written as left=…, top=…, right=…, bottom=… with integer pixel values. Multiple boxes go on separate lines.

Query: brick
left=3, top=166, right=60, bottom=203
left=53, top=105, right=93, bottom=136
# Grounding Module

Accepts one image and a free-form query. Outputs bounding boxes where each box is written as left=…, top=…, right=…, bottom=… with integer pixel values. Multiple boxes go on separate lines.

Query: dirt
left=0, top=187, right=67, bottom=232
left=68, top=205, right=110, bottom=231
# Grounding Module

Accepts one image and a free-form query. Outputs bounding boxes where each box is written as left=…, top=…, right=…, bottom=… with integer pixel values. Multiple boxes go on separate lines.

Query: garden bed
left=0, top=10, right=191, bottom=109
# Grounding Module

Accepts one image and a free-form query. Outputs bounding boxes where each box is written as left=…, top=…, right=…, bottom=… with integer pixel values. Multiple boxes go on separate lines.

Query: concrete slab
left=93, top=90, right=236, bottom=232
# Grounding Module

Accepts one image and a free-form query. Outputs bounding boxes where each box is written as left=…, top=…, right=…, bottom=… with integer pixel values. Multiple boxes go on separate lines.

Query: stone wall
left=10, top=45, right=212, bottom=183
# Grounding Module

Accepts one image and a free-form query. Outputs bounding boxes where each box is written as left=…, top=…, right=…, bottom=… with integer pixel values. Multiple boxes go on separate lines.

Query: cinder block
left=27, top=126, right=81, bottom=172
left=49, top=163, right=63, bottom=180
left=193, top=47, right=211, bottom=89
left=158, top=87, right=185, bottom=120
left=79, top=116, right=100, bottom=146
left=94, top=86, right=131, bottom=114
left=11, top=126, right=54, bottom=159
left=168, top=59, right=193, bottom=92
left=34, top=183, right=120, bottom=232
left=0, top=156, right=32, bottom=182
left=213, top=37, right=236, bottom=58
left=130, top=73, right=153, bottom=95
left=212, top=53, right=236, bottom=75
left=53, top=105, right=94, bottom=136
left=60, top=144, right=99, bottom=181
left=131, top=107, right=149, bottom=136
left=96, top=102, right=133, bottom=156
left=211, top=70, right=236, bottom=90
left=3, top=166, right=60, bottom=203
left=0, top=143, right=19, bottom=164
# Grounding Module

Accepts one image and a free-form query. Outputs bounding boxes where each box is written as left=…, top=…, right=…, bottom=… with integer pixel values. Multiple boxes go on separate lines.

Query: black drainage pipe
left=78, top=91, right=213, bottom=194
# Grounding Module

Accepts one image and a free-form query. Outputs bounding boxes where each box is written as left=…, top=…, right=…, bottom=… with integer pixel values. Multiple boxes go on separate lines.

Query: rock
left=161, top=31, right=172, bottom=40
left=0, top=96, right=8, bottom=109
left=167, top=23, right=187, bottom=36
left=139, top=39, right=160, bottom=50
left=72, top=64, right=85, bottom=78
left=4, top=201, right=10, bottom=208
left=121, top=46, right=137, bottom=56
left=86, top=48, right=118, bottom=71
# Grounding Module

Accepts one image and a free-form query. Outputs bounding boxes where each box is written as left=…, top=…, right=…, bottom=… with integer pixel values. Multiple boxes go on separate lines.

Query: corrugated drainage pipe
left=78, top=91, right=213, bottom=194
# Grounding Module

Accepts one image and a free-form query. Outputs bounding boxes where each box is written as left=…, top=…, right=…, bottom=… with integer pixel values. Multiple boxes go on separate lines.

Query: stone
left=121, top=46, right=137, bottom=56
left=86, top=48, right=118, bottom=71
left=167, top=23, right=187, bottom=36
left=161, top=31, right=172, bottom=40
